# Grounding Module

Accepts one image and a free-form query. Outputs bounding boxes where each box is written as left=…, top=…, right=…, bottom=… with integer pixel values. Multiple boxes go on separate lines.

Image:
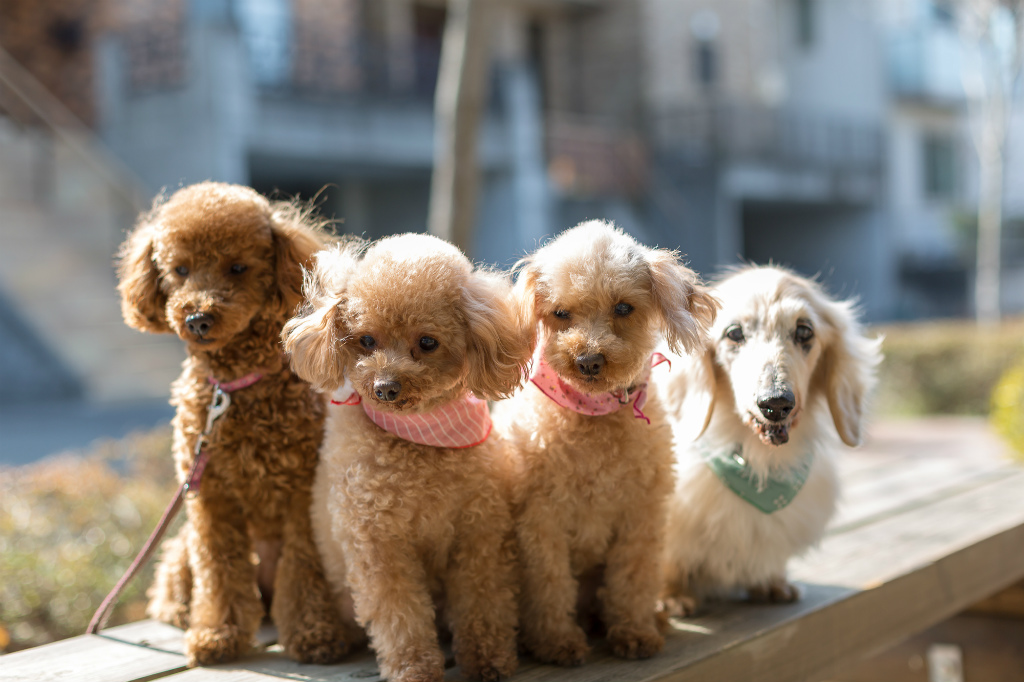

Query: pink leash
left=86, top=372, right=263, bottom=635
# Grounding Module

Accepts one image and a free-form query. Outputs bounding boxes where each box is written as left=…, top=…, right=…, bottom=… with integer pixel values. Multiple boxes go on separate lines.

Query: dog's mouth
left=368, top=395, right=414, bottom=411
left=745, top=410, right=800, bottom=446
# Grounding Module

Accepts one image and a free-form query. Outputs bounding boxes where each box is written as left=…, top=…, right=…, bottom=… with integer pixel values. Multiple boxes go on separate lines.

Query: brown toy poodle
left=116, top=181, right=349, bottom=666
left=282, top=233, right=533, bottom=682
left=494, top=220, right=718, bottom=666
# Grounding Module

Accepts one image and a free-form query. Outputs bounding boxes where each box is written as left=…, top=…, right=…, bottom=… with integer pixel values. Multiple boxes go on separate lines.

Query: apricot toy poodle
left=282, top=233, right=534, bottom=682
left=494, top=220, right=718, bottom=665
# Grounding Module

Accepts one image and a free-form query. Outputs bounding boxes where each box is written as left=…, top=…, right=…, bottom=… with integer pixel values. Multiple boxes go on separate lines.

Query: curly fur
left=116, top=181, right=350, bottom=666
left=657, top=265, right=882, bottom=614
left=283, top=233, right=534, bottom=682
left=494, top=221, right=718, bottom=666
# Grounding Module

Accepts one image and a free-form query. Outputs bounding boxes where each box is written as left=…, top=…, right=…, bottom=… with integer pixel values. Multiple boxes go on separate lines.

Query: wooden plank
left=832, top=416, right=1013, bottom=533
left=0, top=620, right=186, bottom=682
left=5, top=420, right=1021, bottom=682
left=829, top=613, right=1024, bottom=682
left=830, top=461, right=1012, bottom=535
left=966, top=579, right=1024, bottom=618
left=155, top=647, right=385, bottom=682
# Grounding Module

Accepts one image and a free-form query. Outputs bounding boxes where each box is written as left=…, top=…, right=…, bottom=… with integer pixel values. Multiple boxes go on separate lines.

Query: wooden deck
left=3, top=417, right=1023, bottom=682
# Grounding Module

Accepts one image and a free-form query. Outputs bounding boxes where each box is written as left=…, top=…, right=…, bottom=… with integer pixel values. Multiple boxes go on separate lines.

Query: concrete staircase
left=0, top=117, right=183, bottom=402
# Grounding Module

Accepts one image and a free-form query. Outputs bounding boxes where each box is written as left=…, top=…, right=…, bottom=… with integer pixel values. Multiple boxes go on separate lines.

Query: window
left=236, top=0, right=292, bottom=86
left=796, top=0, right=814, bottom=48
left=923, top=134, right=957, bottom=199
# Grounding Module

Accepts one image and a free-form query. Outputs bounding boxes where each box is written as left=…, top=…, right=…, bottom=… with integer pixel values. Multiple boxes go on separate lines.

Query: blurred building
left=2, top=0, right=1023, bottom=402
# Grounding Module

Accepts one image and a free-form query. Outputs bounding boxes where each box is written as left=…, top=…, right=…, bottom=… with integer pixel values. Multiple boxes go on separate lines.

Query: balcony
left=652, top=103, right=884, bottom=172
left=888, top=28, right=963, bottom=105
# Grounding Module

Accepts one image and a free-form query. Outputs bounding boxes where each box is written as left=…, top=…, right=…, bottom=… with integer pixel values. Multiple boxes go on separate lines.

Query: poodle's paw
left=383, top=647, right=446, bottom=682
left=658, top=593, right=699, bottom=619
left=527, top=627, right=589, bottom=667
left=456, top=637, right=518, bottom=682
left=607, top=624, right=664, bottom=660
left=147, top=597, right=190, bottom=630
left=184, top=624, right=253, bottom=667
left=283, top=624, right=350, bottom=665
left=748, top=578, right=800, bottom=604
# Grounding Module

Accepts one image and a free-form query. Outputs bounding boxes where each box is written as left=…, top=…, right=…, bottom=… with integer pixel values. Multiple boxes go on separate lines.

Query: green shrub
left=992, top=359, right=1024, bottom=456
left=0, top=427, right=178, bottom=652
left=872, top=318, right=1024, bottom=416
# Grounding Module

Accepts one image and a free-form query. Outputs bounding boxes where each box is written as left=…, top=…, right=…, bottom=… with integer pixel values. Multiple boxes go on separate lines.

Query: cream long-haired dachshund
left=495, top=221, right=718, bottom=665
left=657, top=266, right=882, bottom=614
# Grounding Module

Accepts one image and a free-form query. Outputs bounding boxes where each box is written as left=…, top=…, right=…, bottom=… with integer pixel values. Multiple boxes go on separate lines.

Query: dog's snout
left=757, top=390, right=795, bottom=422
left=373, top=379, right=402, bottom=402
left=185, top=312, right=215, bottom=337
left=576, top=353, right=606, bottom=377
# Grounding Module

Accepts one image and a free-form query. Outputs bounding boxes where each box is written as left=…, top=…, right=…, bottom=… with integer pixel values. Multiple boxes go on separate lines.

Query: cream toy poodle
left=495, top=220, right=718, bottom=665
left=116, top=182, right=348, bottom=666
left=657, top=266, right=882, bottom=614
left=281, top=234, right=534, bottom=682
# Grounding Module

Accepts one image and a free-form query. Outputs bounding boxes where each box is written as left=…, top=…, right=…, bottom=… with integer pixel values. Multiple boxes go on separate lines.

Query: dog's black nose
left=576, top=353, right=606, bottom=377
left=373, top=379, right=401, bottom=402
left=757, top=390, right=795, bottom=422
left=185, top=312, right=215, bottom=337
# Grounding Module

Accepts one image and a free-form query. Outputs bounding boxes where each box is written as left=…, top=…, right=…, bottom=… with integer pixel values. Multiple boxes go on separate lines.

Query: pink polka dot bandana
left=529, top=351, right=670, bottom=424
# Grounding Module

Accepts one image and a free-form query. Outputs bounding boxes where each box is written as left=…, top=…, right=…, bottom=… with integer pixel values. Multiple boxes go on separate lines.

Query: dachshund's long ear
left=462, top=268, right=535, bottom=401
left=269, top=203, right=333, bottom=316
left=116, top=218, right=170, bottom=334
left=281, top=244, right=360, bottom=393
left=810, top=292, right=883, bottom=447
left=659, top=342, right=717, bottom=442
left=646, top=249, right=719, bottom=355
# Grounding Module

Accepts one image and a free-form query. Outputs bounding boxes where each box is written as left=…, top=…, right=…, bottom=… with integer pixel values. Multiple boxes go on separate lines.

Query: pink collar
left=207, top=372, right=264, bottom=392
left=331, top=383, right=492, bottom=449
left=530, top=352, right=669, bottom=424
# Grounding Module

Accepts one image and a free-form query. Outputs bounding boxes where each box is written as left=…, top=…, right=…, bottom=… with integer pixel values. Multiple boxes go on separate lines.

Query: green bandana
left=704, top=447, right=813, bottom=514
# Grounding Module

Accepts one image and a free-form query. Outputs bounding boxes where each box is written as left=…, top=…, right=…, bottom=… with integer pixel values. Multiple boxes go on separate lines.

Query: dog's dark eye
left=553, top=309, right=570, bottom=320
left=614, top=302, right=634, bottom=317
left=230, top=263, right=247, bottom=275
left=175, top=265, right=189, bottom=277
left=419, top=336, right=439, bottom=352
left=725, top=325, right=745, bottom=343
left=360, top=335, right=376, bottom=350
left=795, top=323, right=814, bottom=344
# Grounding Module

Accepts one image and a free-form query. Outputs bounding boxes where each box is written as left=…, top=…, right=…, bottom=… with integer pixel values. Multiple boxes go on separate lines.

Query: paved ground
left=0, top=398, right=174, bottom=466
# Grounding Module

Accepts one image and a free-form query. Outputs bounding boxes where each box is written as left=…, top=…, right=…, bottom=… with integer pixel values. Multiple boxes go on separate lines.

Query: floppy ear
left=281, top=244, right=360, bottom=393
left=511, top=257, right=539, bottom=325
left=269, top=203, right=332, bottom=315
left=811, top=296, right=883, bottom=447
left=646, top=249, right=719, bottom=355
left=116, top=220, right=170, bottom=334
left=462, top=268, right=535, bottom=401
left=660, top=342, right=718, bottom=442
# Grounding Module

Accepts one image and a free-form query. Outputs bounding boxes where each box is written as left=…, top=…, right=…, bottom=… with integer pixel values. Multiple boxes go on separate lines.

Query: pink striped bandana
left=331, top=382, right=492, bottom=449
left=530, top=352, right=670, bottom=424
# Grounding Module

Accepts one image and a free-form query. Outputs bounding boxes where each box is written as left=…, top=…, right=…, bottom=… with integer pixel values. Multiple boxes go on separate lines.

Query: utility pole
left=427, top=0, right=492, bottom=254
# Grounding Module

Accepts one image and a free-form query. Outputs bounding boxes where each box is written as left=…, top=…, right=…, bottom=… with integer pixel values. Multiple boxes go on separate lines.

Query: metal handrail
left=0, top=44, right=149, bottom=212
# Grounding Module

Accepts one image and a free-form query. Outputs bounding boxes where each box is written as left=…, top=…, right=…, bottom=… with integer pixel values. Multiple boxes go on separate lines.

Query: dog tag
left=205, top=387, right=231, bottom=434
